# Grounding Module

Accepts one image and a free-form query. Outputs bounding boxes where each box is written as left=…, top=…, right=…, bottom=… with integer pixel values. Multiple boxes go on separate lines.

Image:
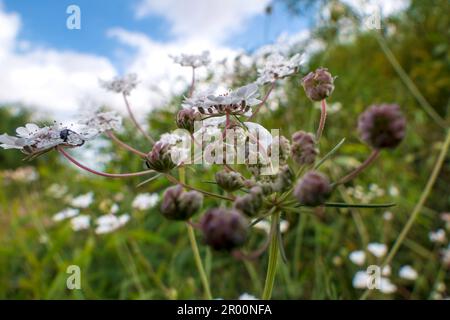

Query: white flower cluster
left=346, top=184, right=385, bottom=203
left=78, top=111, right=123, bottom=135
left=132, top=193, right=159, bottom=211
left=95, top=214, right=130, bottom=234
left=256, top=53, right=302, bottom=85
left=182, top=83, right=260, bottom=116
left=100, top=73, right=139, bottom=95
left=171, top=51, right=211, bottom=68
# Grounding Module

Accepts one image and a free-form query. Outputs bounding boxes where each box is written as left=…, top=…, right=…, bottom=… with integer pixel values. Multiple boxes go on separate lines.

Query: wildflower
left=367, top=243, right=388, bottom=258
left=302, top=67, right=335, bottom=101
left=383, top=211, right=393, bottom=221
left=253, top=219, right=289, bottom=234
left=100, top=73, right=138, bottom=95
left=200, top=208, right=248, bottom=251
left=256, top=53, right=302, bottom=85
left=379, top=278, right=397, bottom=294
left=290, top=131, right=318, bottom=165
left=78, top=111, right=122, bottom=135
left=238, top=293, right=258, bottom=300
left=176, top=108, right=202, bottom=133
left=357, top=104, right=406, bottom=149
left=233, top=186, right=264, bottom=217
left=183, top=83, right=260, bottom=116
left=70, top=215, right=90, bottom=231
left=352, top=271, right=370, bottom=289
left=271, top=165, right=294, bottom=193
left=0, top=123, right=87, bottom=157
left=46, top=183, right=68, bottom=199
left=294, top=171, right=332, bottom=206
left=170, top=51, right=211, bottom=68
left=146, top=142, right=178, bottom=172
left=215, top=170, right=245, bottom=192
left=160, top=185, right=203, bottom=221
left=382, top=265, right=392, bottom=276
left=70, top=192, right=94, bottom=208
left=132, top=193, right=159, bottom=211
left=53, top=208, right=80, bottom=222
left=388, top=185, right=400, bottom=197
left=349, top=250, right=366, bottom=266
left=398, top=265, right=418, bottom=281
left=95, top=213, right=130, bottom=234
left=429, top=229, right=447, bottom=244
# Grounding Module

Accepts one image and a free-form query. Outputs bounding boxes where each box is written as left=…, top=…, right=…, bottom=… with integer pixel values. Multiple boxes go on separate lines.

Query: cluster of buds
left=290, top=131, right=318, bottom=165
left=160, top=185, right=203, bottom=220
left=145, top=142, right=177, bottom=172
left=302, top=67, right=335, bottom=101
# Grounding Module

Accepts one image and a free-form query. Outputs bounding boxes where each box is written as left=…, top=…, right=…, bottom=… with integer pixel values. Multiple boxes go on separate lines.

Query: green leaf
left=314, top=138, right=346, bottom=169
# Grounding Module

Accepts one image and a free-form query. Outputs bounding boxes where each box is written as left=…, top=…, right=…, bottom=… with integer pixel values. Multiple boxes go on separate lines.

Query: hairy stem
left=57, top=147, right=154, bottom=178
left=262, top=211, right=280, bottom=300
left=337, top=149, right=380, bottom=185
left=316, top=99, right=327, bottom=141
left=123, top=93, right=155, bottom=144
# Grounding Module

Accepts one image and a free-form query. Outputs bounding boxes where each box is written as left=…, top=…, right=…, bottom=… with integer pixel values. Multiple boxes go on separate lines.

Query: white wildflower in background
left=110, top=203, right=120, bottom=215
left=352, top=271, right=369, bottom=289
left=429, top=229, right=447, bottom=244
left=2, top=166, right=39, bottom=183
left=352, top=270, right=396, bottom=294
left=383, top=211, right=393, bottom=221
left=367, top=243, right=388, bottom=258
left=53, top=208, right=80, bottom=222
left=379, top=278, right=397, bottom=294
left=132, top=193, right=159, bottom=211
left=382, top=265, right=392, bottom=276
left=349, top=250, right=366, bottom=266
left=100, top=73, right=139, bottom=95
left=314, top=101, right=342, bottom=114
left=346, top=184, right=385, bottom=203
left=238, top=293, right=258, bottom=300
left=70, top=215, right=91, bottom=231
left=388, top=185, right=400, bottom=197
left=78, top=111, right=122, bottom=135
left=71, top=192, right=94, bottom=208
left=256, top=53, right=302, bottom=85
left=46, top=183, right=68, bottom=199
left=170, top=51, right=211, bottom=68
left=252, top=219, right=289, bottom=234
left=95, top=213, right=130, bottom=235
left=398, top=265, right=418, bottom=281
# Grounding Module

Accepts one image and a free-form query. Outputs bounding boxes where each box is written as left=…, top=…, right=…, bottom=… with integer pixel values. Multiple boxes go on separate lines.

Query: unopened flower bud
left=146, top=142, right=177, bottom=172
left=294, top=171, right=332, bottom=206
left=268, top=136, right=291, bottom=165
left=271, top=165, right=294, bottom=193
left=176, top=108, right=201, bottom=133
left=160, top=185, right=203, bottom=220
left=215, top=170, right=244, bottom=192
left=291, top=131, right=318, bottom=165
left=200, top=208, right=248, bottom=251
left=358, top=104, right=406, bottom=149
left=302, top=67, right=335, bottom=101
left=234, top=186, right=264, bottom=217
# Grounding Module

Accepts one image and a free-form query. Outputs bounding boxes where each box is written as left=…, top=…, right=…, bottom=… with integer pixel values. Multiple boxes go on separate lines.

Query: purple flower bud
left=291, top=131, right=318, bottom=165
left=302, top=67, right=335, bottom=101
left=215, top=170, right=245, bottom=192
left=146, top=142, right=176, bottom=172
left=271, top=165, right=294, bottom=193
left=160, top=185, right=203, bottom=220
left=268, top=135, right=291, bottom=165
left=358, top=104, right=406, bottom=149
left=200, top=208, right=248, bottom=251
left=176, top=108, right=201, bottom=133
left=294, top=171, right=332, bottom=206
left=234, top=186, right=264, bottom=217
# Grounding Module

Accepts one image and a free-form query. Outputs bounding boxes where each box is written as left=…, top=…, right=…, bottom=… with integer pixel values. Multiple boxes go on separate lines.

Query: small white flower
left=238, top=293, right=258, bottom=300
left=349, top=250, right=366, bottom=266
left=379, top=277, right=397, bottom=294
left=100, top=73, right=139, bottom=95
left=110, top=203, right=120, bottom=215
left=71, top=192, right=94, bottom=208
left=398, top=265, right=418, bottom=281
left=170, top=51, right=211, bottom=68
left=429, top=229, right=447, bottom=244
left=382, top=265, right=392, bottom=277
left=388, top=185, right=400, bottom=197
left=252, top=219, right=289, bottom=234
left=383, top=211, right=393, bottom=221
left=78, top=111, right=122, bottom=135
left=352, top=271, right=370, bottom=289
left=95, top=213, right=130, bottom=234
left=70, top=215, right=91, bottom=231
left=367, top=243, right=388, bottom=258
left=46, top=183, right=68, bottom=198
left=256, top=52, right=302, bottom=85
left=132, top=193, right=159, bottom=211
left=53, top=208, right=80, bottom=222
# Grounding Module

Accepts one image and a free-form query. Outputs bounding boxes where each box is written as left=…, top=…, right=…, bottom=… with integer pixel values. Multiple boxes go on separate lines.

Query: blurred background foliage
left=0, top=0, right=448, bottom=299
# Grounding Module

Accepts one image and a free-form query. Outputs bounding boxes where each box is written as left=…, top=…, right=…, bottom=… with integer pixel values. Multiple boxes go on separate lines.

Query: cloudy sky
left=0, top=0, right=312, bottom=120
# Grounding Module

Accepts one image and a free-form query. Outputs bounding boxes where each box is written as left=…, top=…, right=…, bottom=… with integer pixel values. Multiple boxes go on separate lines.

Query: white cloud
left=134, top=0, right=271, bottom=43
left=340, top=0, right=410, bottom=18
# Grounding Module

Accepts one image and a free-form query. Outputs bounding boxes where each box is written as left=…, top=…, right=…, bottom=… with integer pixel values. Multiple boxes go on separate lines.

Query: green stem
left=360, top=129, right=450, bottom=300
left=179, top=167, right=212, bottom=300
left=262, top=211, right=280, bottom=300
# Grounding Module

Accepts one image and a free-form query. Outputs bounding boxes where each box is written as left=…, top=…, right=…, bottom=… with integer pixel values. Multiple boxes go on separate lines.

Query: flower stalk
left=262, top=211, right=280, bottom=300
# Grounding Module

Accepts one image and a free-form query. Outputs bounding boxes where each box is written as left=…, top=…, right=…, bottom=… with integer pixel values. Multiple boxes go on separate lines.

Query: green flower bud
left=215, top=170, right=245, bottom=192
left=233, top=186, right=264, bottom=217
left=160, top=185, right=203, bottom=220
left=146, top=142, right=177, bottom=172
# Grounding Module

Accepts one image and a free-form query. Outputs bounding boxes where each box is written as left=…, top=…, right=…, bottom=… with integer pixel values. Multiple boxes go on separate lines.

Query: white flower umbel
left=0, top=123, right=87, bottom=157
left=132, top=193, right=159, bottom=211
left=352, top=271, right=369, bottom=289
left=429, top=229, right=447, bottom=244
left=95, top=213, right=130, bottom=234
left=78, top=111, right=122, bottom=136
left=183, top=83, right=261, bottom=116
left=367, top=243, right=388, bottom=258
left=100, top=73, right=139, bottom=95
left=170, top=51, right=211, bottom=68
left=349, top=250, right=366, bottom=266
left=238, top=293, right=258, bottom=300
left=379, top=278, right=397, bottom=294
left=70, top=192, right=94, bottom=209
left=70, top=215, right=91, bottom=231
left=53, top=208, right=80, bottom=222
left=398, top=265, right=418, bottom=281
left=256, top=53, right=302, bottom=85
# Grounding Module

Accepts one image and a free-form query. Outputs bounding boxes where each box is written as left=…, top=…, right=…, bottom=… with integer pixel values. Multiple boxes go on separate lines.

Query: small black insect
left=59, top=129, right=73, bottom=142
